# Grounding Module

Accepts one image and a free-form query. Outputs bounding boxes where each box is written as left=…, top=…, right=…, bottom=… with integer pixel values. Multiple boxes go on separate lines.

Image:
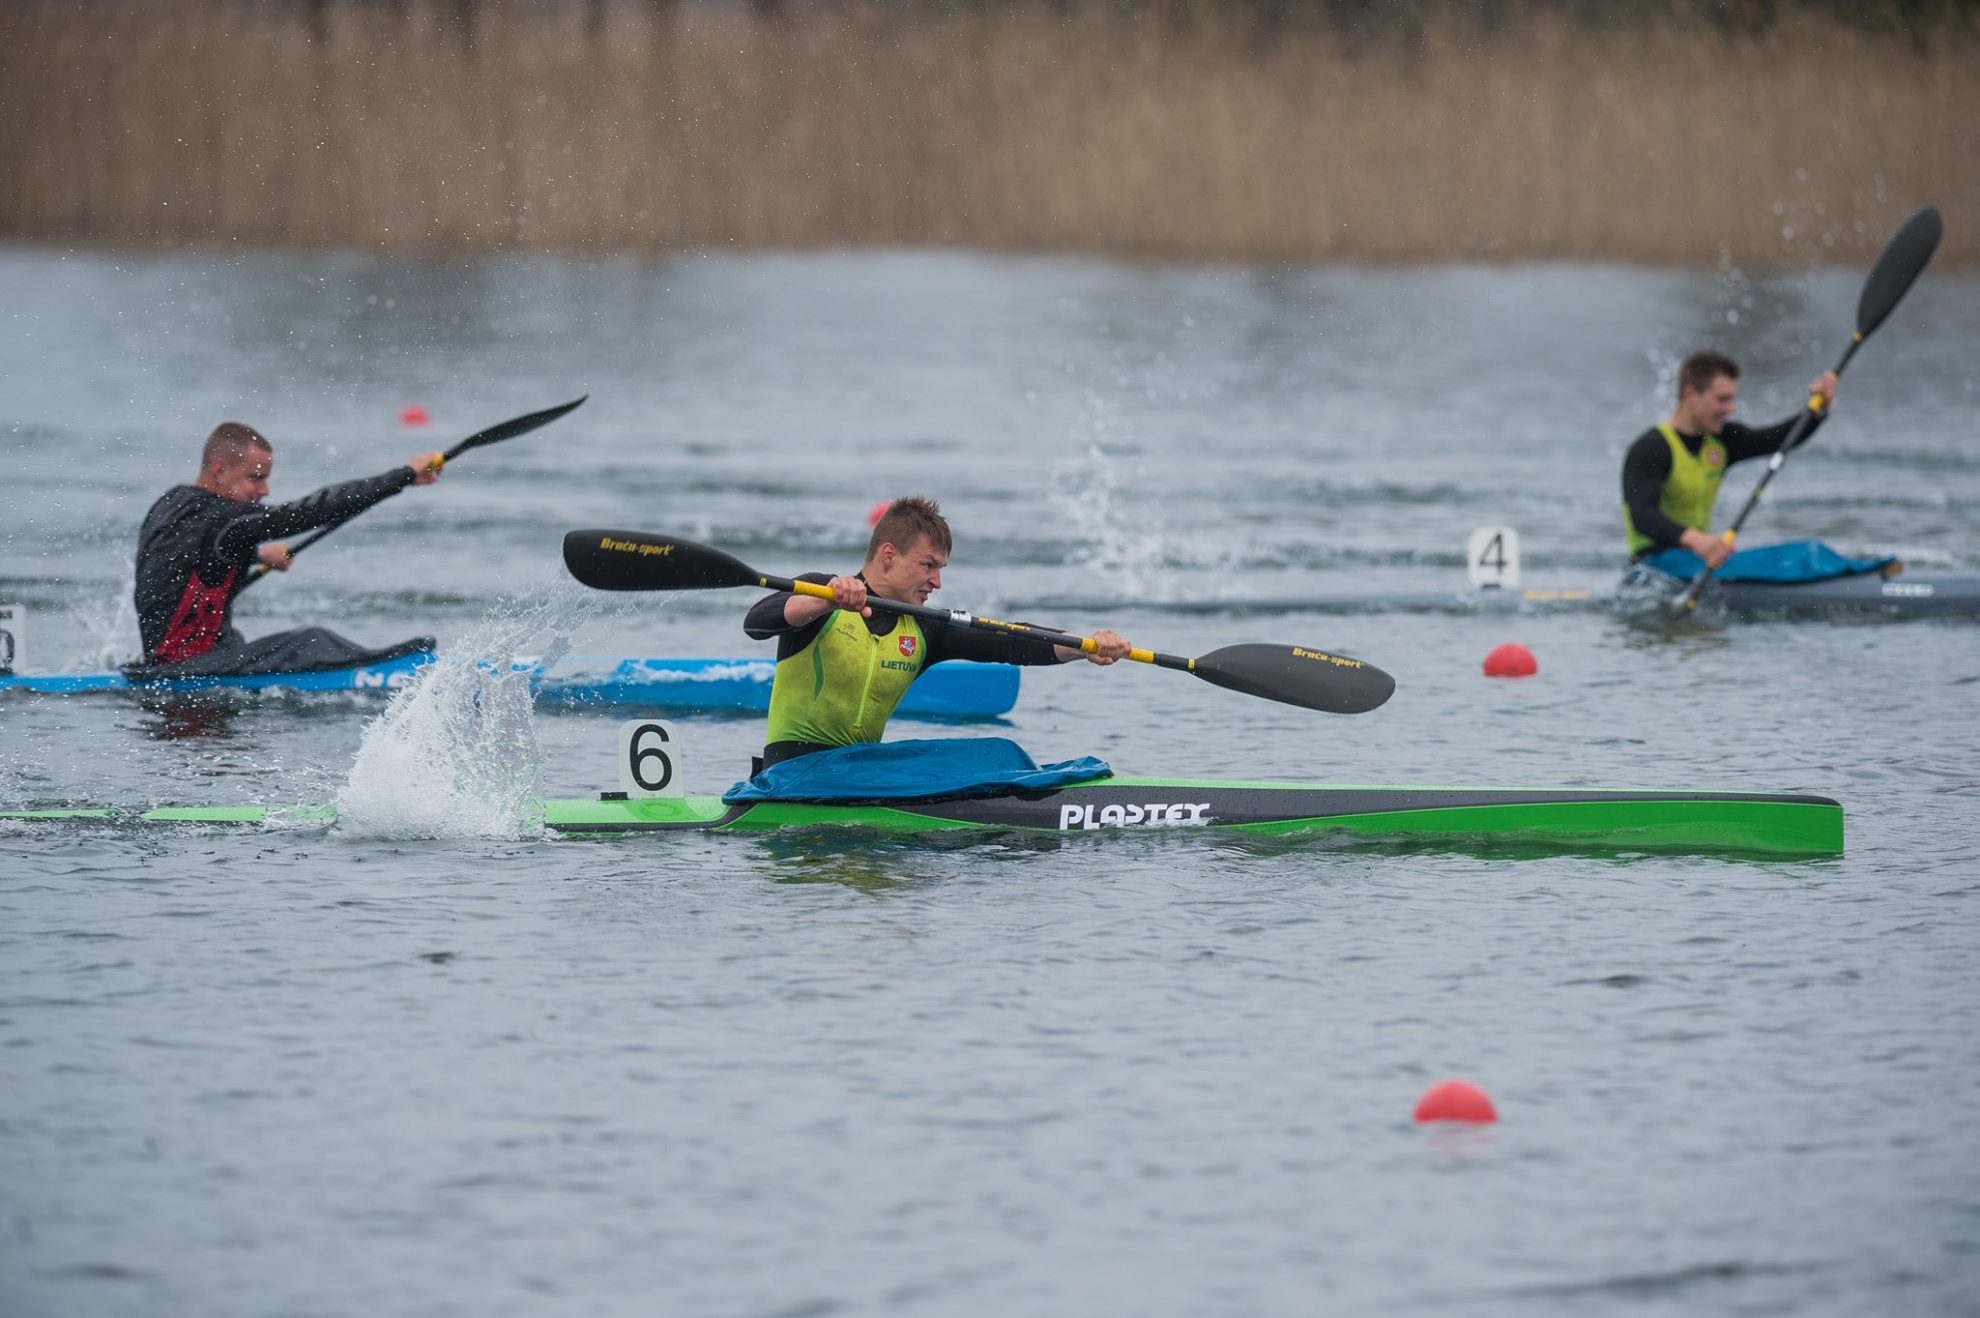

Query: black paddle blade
left=563, top=529, right=762, bottom=592
left=1856, top=205, right=1941, bottom=339
left=446, top=395, right=588, bottom=460
left=1190, top=643, right=1396, bottom=715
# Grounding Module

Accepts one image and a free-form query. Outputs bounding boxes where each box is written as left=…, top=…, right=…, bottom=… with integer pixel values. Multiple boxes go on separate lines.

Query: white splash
left=1049, top=388, right=1172, bottom=597
left=77, top=581, right=142, bottom=671
left=333, top=579, right=596, bottom=840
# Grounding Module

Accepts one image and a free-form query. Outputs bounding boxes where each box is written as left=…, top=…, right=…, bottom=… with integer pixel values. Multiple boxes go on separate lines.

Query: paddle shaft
left=263, top=429, right=479, bottom=561
left=240, top=396, right=585, bottom=588
left=769, top=573, right=1181, bottom=669
left=1719, top=336, right=1864, bottom=545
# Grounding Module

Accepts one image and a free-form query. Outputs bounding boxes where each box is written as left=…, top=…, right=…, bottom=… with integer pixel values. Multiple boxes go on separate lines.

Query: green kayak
left=3, top=777, right=1844, bottom=857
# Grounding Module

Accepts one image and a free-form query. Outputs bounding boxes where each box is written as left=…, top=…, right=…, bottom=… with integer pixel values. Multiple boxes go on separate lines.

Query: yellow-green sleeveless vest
left=765, top=607, right=929, bottom=747
left=1625, top=424, right=1728, bottom=555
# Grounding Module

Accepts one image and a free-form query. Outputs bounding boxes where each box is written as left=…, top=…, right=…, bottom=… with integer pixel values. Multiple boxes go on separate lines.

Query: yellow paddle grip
left=1074, top=636, right=1153, bottom=662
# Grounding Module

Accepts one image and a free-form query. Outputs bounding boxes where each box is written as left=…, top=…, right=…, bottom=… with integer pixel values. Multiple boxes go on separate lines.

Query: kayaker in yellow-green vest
left=1622, top=349, right=1838, bottom=567
left=743, top=495, right=1131, bottom=769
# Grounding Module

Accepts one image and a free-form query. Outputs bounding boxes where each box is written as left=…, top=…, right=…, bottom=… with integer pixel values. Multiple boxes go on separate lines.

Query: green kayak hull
left=1, top=777, right=1844, bottom=856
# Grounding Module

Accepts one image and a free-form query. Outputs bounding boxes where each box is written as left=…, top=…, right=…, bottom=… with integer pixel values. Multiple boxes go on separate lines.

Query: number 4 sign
left=1466, top=527, right=1521, bottom=590
left=619, top=719, right=686, bottom=798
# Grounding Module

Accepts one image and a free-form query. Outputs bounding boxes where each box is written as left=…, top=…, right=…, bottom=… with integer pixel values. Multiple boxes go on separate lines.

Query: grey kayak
left=1017, top=569, right=1980, bottom=620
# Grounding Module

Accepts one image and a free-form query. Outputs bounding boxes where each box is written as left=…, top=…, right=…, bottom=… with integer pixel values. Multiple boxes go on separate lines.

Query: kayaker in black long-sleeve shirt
left=1621, top=349, right=1837, bottom=565
left=132, top=421, right=443, bottom=672
left=743, top=495, right=1131, bottom=769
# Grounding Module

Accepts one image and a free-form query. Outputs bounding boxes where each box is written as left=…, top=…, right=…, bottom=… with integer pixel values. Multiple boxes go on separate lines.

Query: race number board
left=618, top=719, right=686, bottom=799
left=1466, top=527, right=1521, bottom=590
left=0, top=604, right=22, bottom=674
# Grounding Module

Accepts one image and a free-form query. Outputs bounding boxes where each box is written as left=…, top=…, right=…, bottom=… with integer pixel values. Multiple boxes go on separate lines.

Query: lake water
left=2, top=245, right=1977, bottom=1317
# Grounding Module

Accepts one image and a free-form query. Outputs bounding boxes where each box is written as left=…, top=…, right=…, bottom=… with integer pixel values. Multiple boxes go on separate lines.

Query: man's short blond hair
left=201, top=422, right=272, bottom=469
left=866, top=495, right=952, bottom=561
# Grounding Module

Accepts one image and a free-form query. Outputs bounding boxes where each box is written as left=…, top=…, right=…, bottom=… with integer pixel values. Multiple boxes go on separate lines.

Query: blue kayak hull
left=0, top=651, right=432, bottom=694
left=530, top=657, right=1019, bottom=718
left=0, top=654, right=1021, bottom=718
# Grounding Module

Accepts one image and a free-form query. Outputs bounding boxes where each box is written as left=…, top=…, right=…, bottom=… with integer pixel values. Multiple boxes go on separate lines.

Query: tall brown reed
left=1, top=0, right=1972, bottom=264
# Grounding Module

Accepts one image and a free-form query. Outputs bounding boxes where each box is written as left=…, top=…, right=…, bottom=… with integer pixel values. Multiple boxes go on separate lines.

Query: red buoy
left=398, top=404, right=431, bottom=427
left=1414, top=1079, right=1498, bottom=1124
left=866, top=499, right=891, bottom=528
left=1482, top=642, right=1537, bottom=678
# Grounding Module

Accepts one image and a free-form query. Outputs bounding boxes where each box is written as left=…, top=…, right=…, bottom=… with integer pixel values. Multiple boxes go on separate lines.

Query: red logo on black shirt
left=155, top=569, right=238, bottom=663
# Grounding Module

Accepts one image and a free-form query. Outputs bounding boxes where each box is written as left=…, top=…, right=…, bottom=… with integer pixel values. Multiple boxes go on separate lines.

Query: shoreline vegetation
left=2, top=0, right=1974, bottom=266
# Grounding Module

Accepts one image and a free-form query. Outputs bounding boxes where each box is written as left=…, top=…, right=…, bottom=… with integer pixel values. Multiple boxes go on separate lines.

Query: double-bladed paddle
left=1673, top=205, right=1942, bottom=612
left=241, top=395, right=588, bottom=588
left=561, top=529, right=1395, bottom=715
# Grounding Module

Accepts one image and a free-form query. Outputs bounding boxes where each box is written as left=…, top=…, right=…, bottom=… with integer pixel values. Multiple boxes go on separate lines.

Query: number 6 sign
left=619, top=719, right=685, bottom=798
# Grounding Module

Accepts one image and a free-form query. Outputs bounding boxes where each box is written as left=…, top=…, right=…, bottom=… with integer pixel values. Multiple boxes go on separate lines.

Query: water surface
left=3, top=246, right=1978, bottom=1317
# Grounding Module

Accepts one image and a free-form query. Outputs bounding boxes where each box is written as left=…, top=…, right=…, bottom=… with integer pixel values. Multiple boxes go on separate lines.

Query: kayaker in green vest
left=1622, top=349, right=1838, bottom=567
left=743, top=495, right=1131, bottom=769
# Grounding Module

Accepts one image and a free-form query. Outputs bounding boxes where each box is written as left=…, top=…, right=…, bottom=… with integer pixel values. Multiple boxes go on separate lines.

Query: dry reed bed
left=2, top=0, right=1974, bottom=263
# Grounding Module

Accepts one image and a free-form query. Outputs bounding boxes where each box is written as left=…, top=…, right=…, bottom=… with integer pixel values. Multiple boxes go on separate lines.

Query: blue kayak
left=530, top=656, right=1018, bottom=717
left=0, top=650, right=433, bottom=694
left=0, top=654, right=1021, bottom=718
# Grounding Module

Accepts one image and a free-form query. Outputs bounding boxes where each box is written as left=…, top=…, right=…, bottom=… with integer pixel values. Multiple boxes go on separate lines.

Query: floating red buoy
left=399, top=404, right=431, bottom=427
left=866, top=499, right=891, bottom=528
left=1414, top=1079, right=1498, bottom=1124
left=1482, top=642, right=1537, bottom=678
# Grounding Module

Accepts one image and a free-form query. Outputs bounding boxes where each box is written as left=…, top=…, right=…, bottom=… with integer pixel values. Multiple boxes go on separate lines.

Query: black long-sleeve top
left=1620, top=410, right=1826, bottom=554
left=135, top=467, right=414, bottom=659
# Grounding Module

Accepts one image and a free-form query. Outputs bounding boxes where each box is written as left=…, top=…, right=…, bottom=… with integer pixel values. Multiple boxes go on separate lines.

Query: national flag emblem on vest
left=898, top=635, right=918, bottom=658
